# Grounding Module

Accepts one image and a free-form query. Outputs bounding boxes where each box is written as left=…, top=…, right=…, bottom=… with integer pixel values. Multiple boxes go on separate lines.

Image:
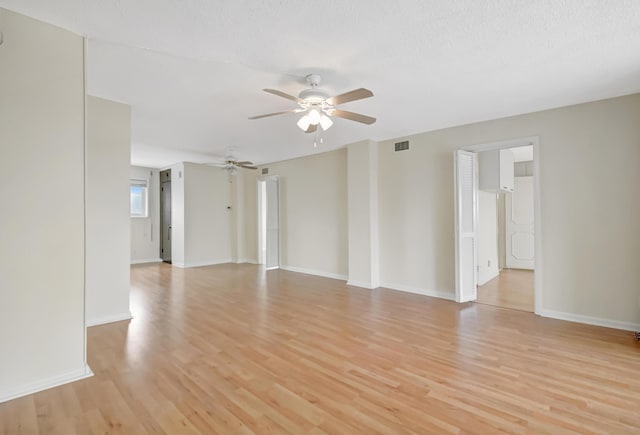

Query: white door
left=505, top=176, right=534, bottom=269
left=454, top=150, right=477, bottom=302
left=265, top=177, right=280, bottom=269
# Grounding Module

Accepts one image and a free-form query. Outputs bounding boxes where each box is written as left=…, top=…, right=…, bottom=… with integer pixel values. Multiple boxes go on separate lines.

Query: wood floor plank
left=1, top=263, right=639, bottom=434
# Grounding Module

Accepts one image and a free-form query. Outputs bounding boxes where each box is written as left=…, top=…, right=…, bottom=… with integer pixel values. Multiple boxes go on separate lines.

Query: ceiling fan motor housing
left=298, top=88, right=330, bottom=104
left=298, top=74, right=330, bottom=104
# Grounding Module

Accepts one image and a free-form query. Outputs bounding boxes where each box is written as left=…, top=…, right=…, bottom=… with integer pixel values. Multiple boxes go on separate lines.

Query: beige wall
left=245, top=150, right=349, bottom=278
left=86, top=96, right=132, bottom=326
left=164, top=163, right=233, bottom=268
left=240, top=94, right=640, bottom=328
left=183, top=163, right=233, bottom=267
left=378, top=135, right=456, bottom=298
left=378, top=93, right=640, bottom=327
left=0, top=9, right=90, bottom=401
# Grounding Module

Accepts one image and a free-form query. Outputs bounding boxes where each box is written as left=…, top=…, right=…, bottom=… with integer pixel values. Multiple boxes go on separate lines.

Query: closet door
left=454, top=150, right=477, bottom=302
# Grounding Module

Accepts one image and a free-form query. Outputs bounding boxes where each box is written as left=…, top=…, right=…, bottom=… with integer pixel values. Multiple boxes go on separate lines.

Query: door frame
left=455, top=136, right=542, bottom=314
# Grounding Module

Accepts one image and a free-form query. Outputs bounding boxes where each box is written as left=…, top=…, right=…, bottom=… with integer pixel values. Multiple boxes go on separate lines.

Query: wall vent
left=395, top=141, right=409, bottom=152
left=262, top=168, right=269, bottom=175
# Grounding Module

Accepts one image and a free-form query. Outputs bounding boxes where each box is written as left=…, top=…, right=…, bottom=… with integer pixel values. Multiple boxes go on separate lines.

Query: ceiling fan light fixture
left=307, top=109, right=321, bottom=125
left=319, top=114, right=333, bottom=131
left=297, top=114, right=311, bottom=131
left=250, top=75, right=376, bottom=136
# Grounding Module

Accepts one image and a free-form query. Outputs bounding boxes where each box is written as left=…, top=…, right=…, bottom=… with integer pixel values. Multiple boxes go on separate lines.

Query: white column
left=347, top=140, right=379, bottom=288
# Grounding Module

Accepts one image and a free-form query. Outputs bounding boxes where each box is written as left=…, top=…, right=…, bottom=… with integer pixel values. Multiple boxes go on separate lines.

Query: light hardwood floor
left=1, top=263, right=639, bottom=434
left=476, top=269, right=534, bottom=312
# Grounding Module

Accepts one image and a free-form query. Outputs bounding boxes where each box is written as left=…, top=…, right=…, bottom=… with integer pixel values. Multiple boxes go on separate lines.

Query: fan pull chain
left=312, top=130, right=324, bottom=148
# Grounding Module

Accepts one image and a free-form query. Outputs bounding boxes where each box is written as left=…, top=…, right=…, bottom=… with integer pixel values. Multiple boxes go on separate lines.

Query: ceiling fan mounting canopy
left=298, top=74, right=329, bottom=103
left=249, top=73, right=376, bottom=133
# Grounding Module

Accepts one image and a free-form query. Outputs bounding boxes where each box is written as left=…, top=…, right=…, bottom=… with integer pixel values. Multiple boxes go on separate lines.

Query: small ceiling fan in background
left=206, top=148, right=257, bottom=177
left=249, top=74, right=376, bottom=134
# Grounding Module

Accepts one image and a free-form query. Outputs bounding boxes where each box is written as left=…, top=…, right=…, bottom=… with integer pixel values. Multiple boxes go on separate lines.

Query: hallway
left=476, top=269, right=534, bottom=312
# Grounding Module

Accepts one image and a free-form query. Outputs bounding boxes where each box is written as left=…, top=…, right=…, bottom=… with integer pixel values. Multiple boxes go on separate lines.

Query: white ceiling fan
left=206, top=148, right=257, bottom=175
left=249, top=74, right=376, bottom=133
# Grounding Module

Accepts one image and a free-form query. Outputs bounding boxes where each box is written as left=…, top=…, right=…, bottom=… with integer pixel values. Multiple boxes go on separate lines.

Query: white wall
left=183, top=163, right=233, bottom=267
left=86, top=96, right=132, bottom=326
left=378, top=93, right=640, bottom=328
left=477, top=191, right=499, bottom=285
left=243, top=170, right=258, bottom=263
left=497, top=192, right=506, bottom=269
left=231, top=170, right=247, bottom=262
left=0, top=8, right=91, bottom=402
left=130, top=166, right=160, bottom=263
left=245, top=150, right=349, bottom=279
left=165, top=162, right=232, bottom=268
left=347, top=140, right=380, bottom=288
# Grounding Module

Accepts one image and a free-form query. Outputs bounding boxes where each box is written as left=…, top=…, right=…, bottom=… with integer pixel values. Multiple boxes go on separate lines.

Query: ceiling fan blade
left=329, top=109, right=376, bottom=125
left=248, top=109, right=299, bottom=120
left=305, top=124, right=318, bottom=133
left=325, top=88, right=373, bottom=106
left=263, top=89, right=303, bottom=104
left=236, top=161, right=254, bottom=166
left=240, top=165, right=258, bottom=170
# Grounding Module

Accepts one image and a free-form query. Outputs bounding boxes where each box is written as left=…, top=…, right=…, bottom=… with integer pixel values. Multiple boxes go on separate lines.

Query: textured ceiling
left=2, top=0, right=640, bottom=167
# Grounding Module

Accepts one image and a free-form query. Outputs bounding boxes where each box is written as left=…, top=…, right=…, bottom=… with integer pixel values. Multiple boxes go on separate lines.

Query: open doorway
left=159, top=169, right=172, bottom=263
left=257, top=176, right=280, bottom=269
left=454, top=137, right=540, bottom=313
left=477, top=146, right=534, bottom=311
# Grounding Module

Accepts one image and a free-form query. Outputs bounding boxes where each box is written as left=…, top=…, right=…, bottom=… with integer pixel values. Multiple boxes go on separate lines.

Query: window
left=130, top=179, right=148, bottom=218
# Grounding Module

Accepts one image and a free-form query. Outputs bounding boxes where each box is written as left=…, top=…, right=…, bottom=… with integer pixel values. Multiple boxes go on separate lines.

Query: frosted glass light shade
left=297, top=115, right=311, bottom=131
left=308, top=109, right=321, bottom=125
left=319, top=114, right=333, bottom=131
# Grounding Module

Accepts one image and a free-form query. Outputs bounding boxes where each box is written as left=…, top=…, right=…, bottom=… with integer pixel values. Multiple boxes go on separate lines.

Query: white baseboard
left=0, top=364, right=93, bottom=404
left=279, top=265, right=348, bottom=281
left=235, top=258, right=258, bottom=264
left=477, top=269, right=499, bottom=286
left=346, top=280, right=377, bottom=289
left=185, top=259, right=233, bottom=268
left=172, top=262, right=185, bottom=268
left=130, top=258, right=162, bottom=265
left=380, top=282, right=456, bottom=301
left=539, top=309, right=640, bottom=332
left=86, top=311, right=133, bottom=327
